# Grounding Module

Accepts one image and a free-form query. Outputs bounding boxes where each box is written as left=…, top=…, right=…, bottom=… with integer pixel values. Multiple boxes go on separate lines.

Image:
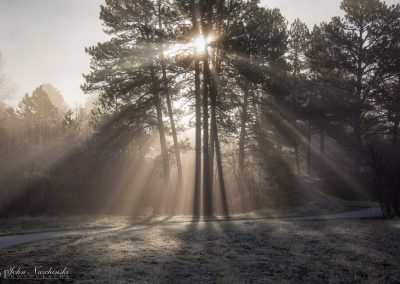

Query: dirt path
left=0, top=227, right=124, bottom=250
left=0, top=207, right=381, bottom=250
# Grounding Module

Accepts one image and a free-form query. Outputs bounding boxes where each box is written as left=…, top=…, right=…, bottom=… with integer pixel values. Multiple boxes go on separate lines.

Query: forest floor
left=0, top=195, right=376, bottom=237
left=0, top=217, right=399, bottom=283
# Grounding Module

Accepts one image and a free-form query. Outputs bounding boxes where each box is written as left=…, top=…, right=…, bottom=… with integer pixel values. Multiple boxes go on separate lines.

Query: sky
left=0, top=0, right=107, bottom=106
left=0, top=0, right=399, bottom=107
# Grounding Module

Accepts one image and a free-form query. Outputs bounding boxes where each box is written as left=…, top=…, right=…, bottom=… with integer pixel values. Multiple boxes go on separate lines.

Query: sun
left=162, top=35, right=214, bottom=59
left=193, top=35, right=213, bottom=55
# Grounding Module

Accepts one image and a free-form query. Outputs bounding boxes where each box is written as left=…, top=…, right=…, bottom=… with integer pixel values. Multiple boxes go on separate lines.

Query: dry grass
left=0, top=219, right=399, bottom=283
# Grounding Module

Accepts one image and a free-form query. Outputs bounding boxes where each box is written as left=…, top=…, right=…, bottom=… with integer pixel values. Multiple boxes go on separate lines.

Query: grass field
left=0, top=218, right=399, bottom=283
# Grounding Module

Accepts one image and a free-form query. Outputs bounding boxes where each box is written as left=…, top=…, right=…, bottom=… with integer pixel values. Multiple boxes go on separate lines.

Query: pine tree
left=307, top=0, right=398, bottom=146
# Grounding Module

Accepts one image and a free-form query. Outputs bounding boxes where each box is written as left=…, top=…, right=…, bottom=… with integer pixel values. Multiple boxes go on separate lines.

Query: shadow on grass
left=157, top=219, right=400, bottom=283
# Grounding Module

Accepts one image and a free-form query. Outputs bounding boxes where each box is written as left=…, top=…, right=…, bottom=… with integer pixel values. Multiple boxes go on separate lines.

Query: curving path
left=0, top=207, right=381, bottom=251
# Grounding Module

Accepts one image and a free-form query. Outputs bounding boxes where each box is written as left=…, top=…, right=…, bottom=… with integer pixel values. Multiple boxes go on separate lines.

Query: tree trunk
left=209, top=37, right=218, bottom=194
left=210, top=75, right=228, bottom=216
left=392, top=119, right=399, bottom=149
left=151, top=65, right=170, bottom=186
left=201, top=2, right=214, bottom=216
left=307, top=121, right=312, bottom=175
left=238, top=82, right=249, bottom=212
left=214, top=122, right=229, bottom=216
left=238, top=85, right=248, bottom=180
left=354, top=33, right=364, bottom=147
left=193, top=58, right=202, bottom=217
left=353, top=110, right=362, bottom=146
left=212, top=103, right=229, bottom=216
left=209, top=105, right=215, bottom=191
left=192, top=0, right=201, bottom=217
left=320, top=126, right=325, bottom=153
left=158, top=0, right=182, bottom=190
left=161, top=61, right=183, bottom=190
left=155, top=94, right=170, bottom=184
left=202, top=51, right=212, bottom=216
left=294, top=144, right=300, bottom=174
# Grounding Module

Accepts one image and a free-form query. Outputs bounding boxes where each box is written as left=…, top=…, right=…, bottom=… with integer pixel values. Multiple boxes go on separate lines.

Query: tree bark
left=193, top=57, right=202, bottom=217
left=238, top=81, right=249, bottom=212
left=211, top=80, right=229, bottom=216
left=392, top=119, right=399, bottom=149
left=294, top=143, right=300, bottom=174
left=201, top=2, right=213, bottom=216
left=161, top=61, right=183, bottom=190
left=158, top=0, right=183, bottom=190
left=214, top=124, right=229, bottom=216
left=209, top=104, right=215, bottom=191
left=202, top=51, right=212, bottom=216
left=320, top=126, right=325, bottom=153
left=239, top=84, right=249, bottom=180
left=191, top=0, right=202, bottom=217
left=307, top=121, right=312, bottom=175
left=150, top=65, right=170, bottom=186
left=354, top=27, right=364, bottom=147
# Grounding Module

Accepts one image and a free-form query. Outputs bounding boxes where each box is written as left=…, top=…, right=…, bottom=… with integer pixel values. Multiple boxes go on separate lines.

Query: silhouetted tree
left=307, top=0, right=398, bottom=146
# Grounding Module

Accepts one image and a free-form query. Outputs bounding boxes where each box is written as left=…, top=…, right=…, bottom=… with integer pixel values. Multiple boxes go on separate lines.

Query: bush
left=365, top=137, right=400, bottom=218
